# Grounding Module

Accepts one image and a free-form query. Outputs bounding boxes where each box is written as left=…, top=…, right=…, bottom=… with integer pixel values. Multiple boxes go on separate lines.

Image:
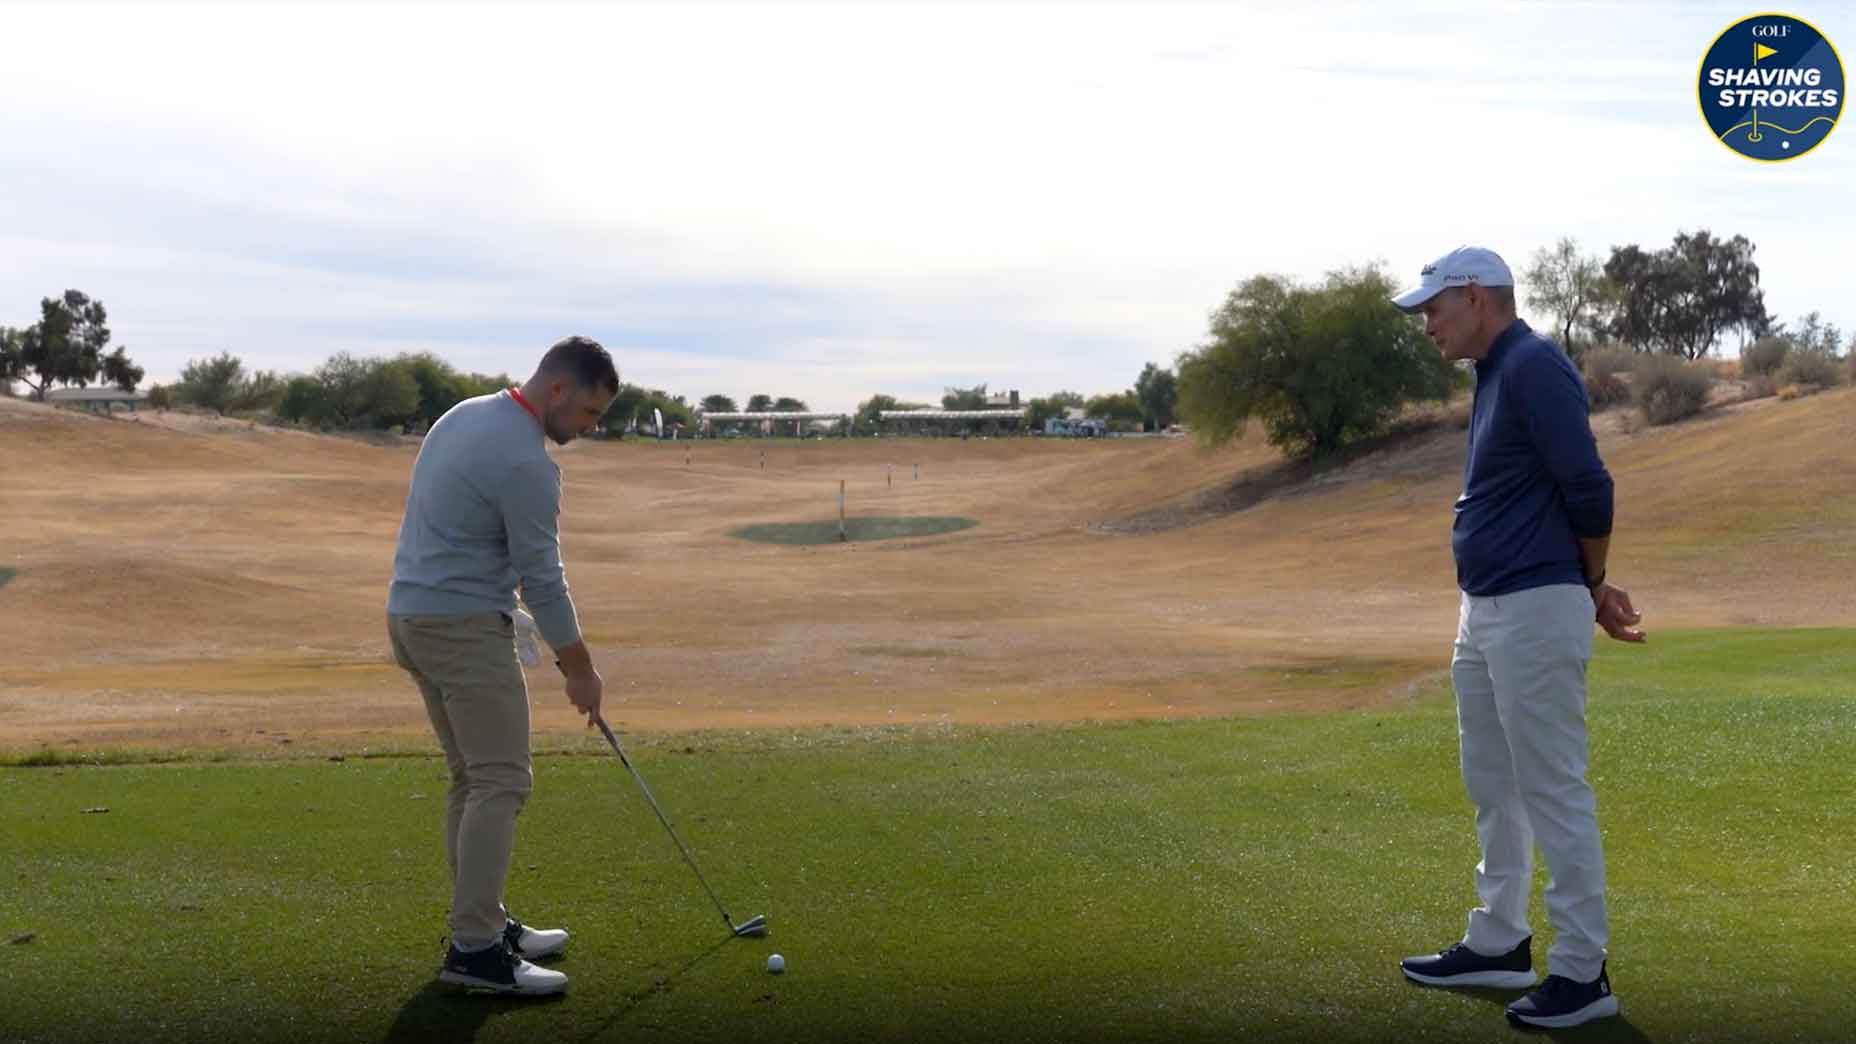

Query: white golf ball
left=766, top=953, right=785, bottom=974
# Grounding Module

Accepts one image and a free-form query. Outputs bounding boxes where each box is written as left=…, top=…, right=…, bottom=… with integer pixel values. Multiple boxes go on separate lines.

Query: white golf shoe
left=503, top=914, right=569, bottom=960
left=438, top=941, right=568, bottom=996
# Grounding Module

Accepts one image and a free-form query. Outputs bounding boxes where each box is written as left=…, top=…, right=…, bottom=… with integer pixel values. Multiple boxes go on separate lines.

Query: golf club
left=559, top=661, right=768, bottom=939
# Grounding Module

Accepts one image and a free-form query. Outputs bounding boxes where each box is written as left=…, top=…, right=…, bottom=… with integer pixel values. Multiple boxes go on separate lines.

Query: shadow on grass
left=1421, top=984, right=1654, bottom=1043
left=572, top=934, right=733, bottom=1044
left=1540, top=1017, right=1653, bottom=1043
left=381, top=979, right=565, bottom=1043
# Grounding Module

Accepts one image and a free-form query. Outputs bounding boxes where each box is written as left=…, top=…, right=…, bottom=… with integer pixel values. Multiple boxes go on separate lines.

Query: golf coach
left=1389, top=248, right=1645, bottom=1030
left=387, top=335, right=619, bottom=996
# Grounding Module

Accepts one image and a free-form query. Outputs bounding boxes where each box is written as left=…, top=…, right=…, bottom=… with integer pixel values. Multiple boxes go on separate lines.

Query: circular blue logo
left=1699, top=13, right=1843, bottom=161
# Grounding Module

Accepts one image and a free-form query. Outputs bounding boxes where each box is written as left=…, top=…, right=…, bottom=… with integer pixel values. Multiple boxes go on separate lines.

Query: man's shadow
left=380, top=979, right=565, bottom=1044
left=570, top=935, right=732, bottom=1044
left=1441, top=985, right=1655, bottom=1043
left=380, top=936, right=731, bottom=1044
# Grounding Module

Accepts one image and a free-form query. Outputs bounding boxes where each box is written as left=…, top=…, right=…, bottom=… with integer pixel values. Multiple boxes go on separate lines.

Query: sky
left=2, top=1, right=1852, bottom=412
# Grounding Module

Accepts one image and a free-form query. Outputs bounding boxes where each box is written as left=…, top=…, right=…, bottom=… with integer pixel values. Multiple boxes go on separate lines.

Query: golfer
left=386, top=335, right=619, bottom=995
left=1390, top=248, right=1645, bottom=1029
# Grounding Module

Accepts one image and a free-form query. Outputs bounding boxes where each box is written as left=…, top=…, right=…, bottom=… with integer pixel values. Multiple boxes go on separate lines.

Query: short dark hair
left=538, top=336, right=620, bottom=395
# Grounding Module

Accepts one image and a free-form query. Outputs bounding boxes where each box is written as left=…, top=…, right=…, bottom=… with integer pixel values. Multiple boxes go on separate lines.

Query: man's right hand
left=563, top=667, right=603, bottom=722
left=552, top=640, right=604, bottom=723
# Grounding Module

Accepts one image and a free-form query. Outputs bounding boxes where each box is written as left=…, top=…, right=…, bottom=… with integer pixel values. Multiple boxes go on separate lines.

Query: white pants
left=1453, top=584, right=1608, bottom=982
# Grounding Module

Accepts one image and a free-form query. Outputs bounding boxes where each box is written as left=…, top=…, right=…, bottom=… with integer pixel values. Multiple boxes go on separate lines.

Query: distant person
left=386, top=335, right=619, bottom=996
left=1389, top=247, right=1645, bottom=1030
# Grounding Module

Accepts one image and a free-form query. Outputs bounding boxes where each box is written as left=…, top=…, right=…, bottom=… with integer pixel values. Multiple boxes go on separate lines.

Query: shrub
left=1582, top=345, right=1638, bottom=383
left=1776, top=350, right=1841, bottom=389
left=1634, top=355, right=1711, bottom=426
left=1586, top=372, right=1633, bottom=412
left=1581, top=345, right=1639, bottom=412
left=1176, top=267, right=1454, bottom=457
left=1741, top=336, right=1792, bottom=377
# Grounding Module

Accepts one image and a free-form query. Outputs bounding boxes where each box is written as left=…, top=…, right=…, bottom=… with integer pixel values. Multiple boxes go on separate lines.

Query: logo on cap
left=1699, top=13, right=1843, bottom=161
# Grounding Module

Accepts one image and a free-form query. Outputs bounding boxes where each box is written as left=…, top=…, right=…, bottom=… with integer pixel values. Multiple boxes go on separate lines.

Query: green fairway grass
left=730, top=516, right=978, bottom=545
left=3, top=629, right=1853, bottom=1043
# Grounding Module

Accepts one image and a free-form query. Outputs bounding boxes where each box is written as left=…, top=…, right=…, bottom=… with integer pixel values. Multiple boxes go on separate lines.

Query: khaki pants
left=388, top=612, right=532, bottom=949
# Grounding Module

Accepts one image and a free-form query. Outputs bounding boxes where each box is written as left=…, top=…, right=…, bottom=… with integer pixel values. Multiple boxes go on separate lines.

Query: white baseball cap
left=1391, top=246, right=1514, bottom=313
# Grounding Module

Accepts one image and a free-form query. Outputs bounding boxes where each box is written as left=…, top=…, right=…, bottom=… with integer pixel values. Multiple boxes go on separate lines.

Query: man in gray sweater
left=387, top=335, right=619, bottom=996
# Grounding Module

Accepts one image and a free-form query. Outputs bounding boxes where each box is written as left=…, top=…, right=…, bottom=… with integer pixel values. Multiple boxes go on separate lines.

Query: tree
left=1023, top=398, right=1063, bottom=430
left=312, top=353, right=371, bottom=427
left=853, top=393, right=899, bottom=434
left=384, top=353, right=505, bottom=429
left=366, top=360, right=422, bottom=429
left=8, top=290, right=138, bottom=399
left=175, top=352, right=245, bottom=414
left=1023, top=390, right=1085, bottom=432
left=1134, top=363, right=1178, bottom=430
left=1176, top=266, right=1455, bottom=457
left=1085, top=390, right=1144, bottom=430
left=277, top=376, right=329, bottom=425
left=1785, top=311, right=1842, bottom=356
left=101, top=347, right=144, bottom=394
left=1603, top=230, right=1768, bottom=359
left=309, top=352, right=419, bottom=429
left=601, top=383, right=650, bottom=433
left=772, top=397, right=809, bottom=412
left=700, top=394, right=737, bottom=413
left=0, top=327, right=21, bottom=387
left=941, top=383, right=988, bottom=410
left=598, top=383, right=691, bottom=435
left=643, top=388, right=692, bottom=429
left=233, top=371, right=287, bottom=414
left=745, top=394, right=774, bottom=413
left=1523, top=237, right=1606, bottom=359
left=396, top=352, right=469, bottom=428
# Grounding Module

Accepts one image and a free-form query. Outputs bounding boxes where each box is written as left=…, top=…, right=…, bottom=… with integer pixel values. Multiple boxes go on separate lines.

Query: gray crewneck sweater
left=387, top=390, right=582, bottom=649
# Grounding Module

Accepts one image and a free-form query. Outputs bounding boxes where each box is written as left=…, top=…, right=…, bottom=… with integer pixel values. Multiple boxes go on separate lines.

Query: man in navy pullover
left=1390, top=247, right=1644, bottom=1030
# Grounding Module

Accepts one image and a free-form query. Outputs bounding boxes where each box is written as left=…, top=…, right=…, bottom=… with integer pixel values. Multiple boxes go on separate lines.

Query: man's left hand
left=1593, top=583, right=1646, bottom=643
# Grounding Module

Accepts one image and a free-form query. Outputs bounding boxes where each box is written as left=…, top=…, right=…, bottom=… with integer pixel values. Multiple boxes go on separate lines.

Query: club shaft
left=594, top=717, right=737, bottom=928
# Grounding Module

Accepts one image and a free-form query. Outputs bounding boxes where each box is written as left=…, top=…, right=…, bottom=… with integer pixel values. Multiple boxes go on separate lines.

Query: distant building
left=877, top=408, right=1027, bottom=436
left=44, top=387, right=149, bottom=414
left=698, top=411, right=849, bottom=437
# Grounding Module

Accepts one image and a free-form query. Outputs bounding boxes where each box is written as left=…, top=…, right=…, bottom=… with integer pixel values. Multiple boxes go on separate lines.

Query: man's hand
left=563, top=667, right=603, bottom=722
left=1592, top=583, right=1646, bottom=643
left=552, top=641, right=604, bottom=724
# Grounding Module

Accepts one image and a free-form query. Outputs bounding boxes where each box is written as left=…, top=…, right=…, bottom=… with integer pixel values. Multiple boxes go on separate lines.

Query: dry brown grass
left=5, top=385, right=1855, bottom=753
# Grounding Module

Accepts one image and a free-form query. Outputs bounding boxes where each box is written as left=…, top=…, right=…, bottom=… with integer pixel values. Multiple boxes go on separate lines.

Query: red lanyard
left=509, top=387, right=543, bottom=425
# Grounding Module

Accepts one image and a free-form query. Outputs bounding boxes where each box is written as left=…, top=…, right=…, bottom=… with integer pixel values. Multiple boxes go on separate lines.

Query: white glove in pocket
left=511, top=607, right=542, bottom=667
